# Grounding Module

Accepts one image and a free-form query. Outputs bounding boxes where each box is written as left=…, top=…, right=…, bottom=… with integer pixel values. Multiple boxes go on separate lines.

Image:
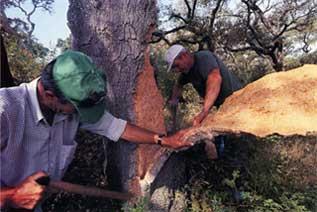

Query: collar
left=26, top=78, right=45, bottom=125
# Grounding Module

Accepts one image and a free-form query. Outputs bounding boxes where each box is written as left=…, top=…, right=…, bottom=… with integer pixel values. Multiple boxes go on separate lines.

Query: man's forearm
left=0, top=187, right=15, bottom=209
left=120, top=123, right=163, bottom=145
left=120, top=123, right=194, bottom=149
left=203, top=69, right=222, bottom=112
left=203, top=84, right=220, bottom=112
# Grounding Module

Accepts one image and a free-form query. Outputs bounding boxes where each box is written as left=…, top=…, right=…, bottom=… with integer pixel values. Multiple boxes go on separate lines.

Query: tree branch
left=209, top=0, right=224, bottom=31
left=170, top=13, right=188, bottom=24
left=150, top=25, right=187, bottom=44
left=192, top=0, right=197, bottom=19
left=184, top=0, right=191, bottom=19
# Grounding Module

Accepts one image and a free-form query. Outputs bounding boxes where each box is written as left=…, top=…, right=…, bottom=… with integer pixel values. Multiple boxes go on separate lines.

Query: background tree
left=222, top=0, right=317, bottom=71
left=1, top=0, right=53, bottom=83
left=1, top=0, right=54, bottom=45
left=152, top=0, right=229, bottom=51
left=153, top=0, right=317, bottom=72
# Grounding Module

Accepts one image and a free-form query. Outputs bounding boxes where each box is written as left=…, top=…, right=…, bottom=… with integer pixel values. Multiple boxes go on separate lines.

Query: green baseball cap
left=53, top=50, right=106, bottom=123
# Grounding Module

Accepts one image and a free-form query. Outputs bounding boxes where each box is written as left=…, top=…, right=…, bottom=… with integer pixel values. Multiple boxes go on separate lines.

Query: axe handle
left=49, top=181, right=133, bottom=201
left=36, top=176, right=133, bottom=201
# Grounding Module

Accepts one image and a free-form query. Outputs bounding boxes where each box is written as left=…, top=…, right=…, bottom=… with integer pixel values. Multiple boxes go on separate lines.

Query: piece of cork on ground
left=184, top=64, right=317, bottom=141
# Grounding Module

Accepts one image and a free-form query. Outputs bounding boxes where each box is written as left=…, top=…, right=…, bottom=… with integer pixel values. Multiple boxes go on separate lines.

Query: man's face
left=54, top=100, right=76, bottom=115
left=44, top=92, right=76, bottom=115
left=172, top=52, right=192, bottom=73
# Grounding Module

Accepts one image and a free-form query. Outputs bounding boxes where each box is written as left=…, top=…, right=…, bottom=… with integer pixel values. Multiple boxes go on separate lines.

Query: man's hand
left=192, top=110, right=209, bottom=126
left=121, top=124, right=194, bottom=149
left=162, top=129, right=194, bottom=149
left=8, top=171, right=47, bottom=209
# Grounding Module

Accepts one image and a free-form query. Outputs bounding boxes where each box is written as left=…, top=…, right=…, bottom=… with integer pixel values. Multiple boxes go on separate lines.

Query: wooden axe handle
left=36, top=176, right=133, bottom=201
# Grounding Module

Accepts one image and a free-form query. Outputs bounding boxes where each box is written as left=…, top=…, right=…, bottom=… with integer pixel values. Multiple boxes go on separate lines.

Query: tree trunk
left=68, top=0, right=187, bottom=210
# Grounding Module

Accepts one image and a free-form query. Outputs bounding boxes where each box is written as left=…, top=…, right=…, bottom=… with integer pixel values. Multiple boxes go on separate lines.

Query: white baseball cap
left=165, top=44, right=186, bottom=72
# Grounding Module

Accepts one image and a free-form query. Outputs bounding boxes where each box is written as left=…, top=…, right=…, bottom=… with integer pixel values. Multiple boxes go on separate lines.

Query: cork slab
left=185, top=64, right=317, bottom=141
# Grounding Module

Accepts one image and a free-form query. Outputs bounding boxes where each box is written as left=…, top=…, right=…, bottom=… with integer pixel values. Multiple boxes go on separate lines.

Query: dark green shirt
left=178, top=50, right=242, bottom=107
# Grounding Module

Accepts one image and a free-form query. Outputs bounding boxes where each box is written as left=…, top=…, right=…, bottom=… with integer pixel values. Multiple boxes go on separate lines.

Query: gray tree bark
left=68, top=0, right=187, bottom=210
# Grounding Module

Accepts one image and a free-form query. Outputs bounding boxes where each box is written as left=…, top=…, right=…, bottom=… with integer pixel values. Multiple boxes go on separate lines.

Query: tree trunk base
left=149, top=153, right=188, bottom=212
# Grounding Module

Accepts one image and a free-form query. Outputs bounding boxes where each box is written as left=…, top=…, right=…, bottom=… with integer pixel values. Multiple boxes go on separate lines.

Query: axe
left=35, top=176, right=133, bottom=201
left=7, top=176, right=133, bottom=212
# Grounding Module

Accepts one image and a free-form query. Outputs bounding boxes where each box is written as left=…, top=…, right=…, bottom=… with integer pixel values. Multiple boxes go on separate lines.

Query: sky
left=6, top=0, right=315, bottom=53
left=6, top=1, right=70, bottom=49
left=6, top=0, right=238, bottom=50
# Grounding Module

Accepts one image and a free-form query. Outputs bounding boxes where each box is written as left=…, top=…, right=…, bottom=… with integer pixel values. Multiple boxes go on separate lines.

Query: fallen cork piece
left=184, top=64, right=317, bottom=142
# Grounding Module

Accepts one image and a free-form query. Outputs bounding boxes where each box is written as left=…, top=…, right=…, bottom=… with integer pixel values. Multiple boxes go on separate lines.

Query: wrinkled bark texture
left=68, top=0, right=186, bottom=209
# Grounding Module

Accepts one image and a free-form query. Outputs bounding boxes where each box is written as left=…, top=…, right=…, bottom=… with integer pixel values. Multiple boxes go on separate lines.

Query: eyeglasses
left=77, top=92, right=106, bottom=108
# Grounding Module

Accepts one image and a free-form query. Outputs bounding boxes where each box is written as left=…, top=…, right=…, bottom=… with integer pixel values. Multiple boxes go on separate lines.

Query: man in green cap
left=0, top=50, right=193, bottom=210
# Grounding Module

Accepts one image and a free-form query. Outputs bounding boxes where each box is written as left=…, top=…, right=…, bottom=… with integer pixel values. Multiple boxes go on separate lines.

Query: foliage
left=154, top=0, right=317, bottom=71
left=183, top=136, right=317, bottom=212
left=2, top=29, right=70, bottom=85
left=222, top=0, right=317, bottom=71
left=122, top=197, right=149, bottom=212
left=3, top=34, right=48, bottom=83
left=1, top=0, right=57, bottom=84
left=46, top=36, right=72, bottom=60
left=284, top=50, right=317, bottom=70
left=55, top=37, right=71, bottom=52
left=154, top=0, right=229, bottom=51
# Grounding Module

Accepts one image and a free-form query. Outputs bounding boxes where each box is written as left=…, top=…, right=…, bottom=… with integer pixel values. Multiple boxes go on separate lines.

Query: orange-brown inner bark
left=130, top=46, right=167, bottom=194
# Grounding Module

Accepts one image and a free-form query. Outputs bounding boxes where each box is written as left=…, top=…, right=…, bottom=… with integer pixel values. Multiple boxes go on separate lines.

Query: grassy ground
left=181, top=135, right=317, bottom=212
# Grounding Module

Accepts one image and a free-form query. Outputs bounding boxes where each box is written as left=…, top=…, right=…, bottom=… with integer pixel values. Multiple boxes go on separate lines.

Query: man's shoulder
left=194, top=51, right=218, bottom=66
left=195, top=50, right=214, bottom=58
left=0, top=84, right=28, bottom=112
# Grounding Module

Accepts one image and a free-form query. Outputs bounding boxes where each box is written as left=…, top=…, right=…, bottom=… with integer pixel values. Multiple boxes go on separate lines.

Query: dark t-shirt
left=178, top=50, right=242, bottom=107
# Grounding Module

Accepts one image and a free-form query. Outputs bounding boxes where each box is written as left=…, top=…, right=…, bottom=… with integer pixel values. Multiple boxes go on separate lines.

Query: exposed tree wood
left=184, top=64, right=317, bottom=142
left=133, top=46, right=170, bottom=193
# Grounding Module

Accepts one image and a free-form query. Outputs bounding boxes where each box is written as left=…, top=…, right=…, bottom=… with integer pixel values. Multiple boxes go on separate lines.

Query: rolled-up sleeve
left=80, top=111, right=127, bottom=141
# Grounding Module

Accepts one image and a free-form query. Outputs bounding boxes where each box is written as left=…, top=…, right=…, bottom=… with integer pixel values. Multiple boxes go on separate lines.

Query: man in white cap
left=165, top=45, right=242, bottom=159
left=165, top=44, right=242, bottom=126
